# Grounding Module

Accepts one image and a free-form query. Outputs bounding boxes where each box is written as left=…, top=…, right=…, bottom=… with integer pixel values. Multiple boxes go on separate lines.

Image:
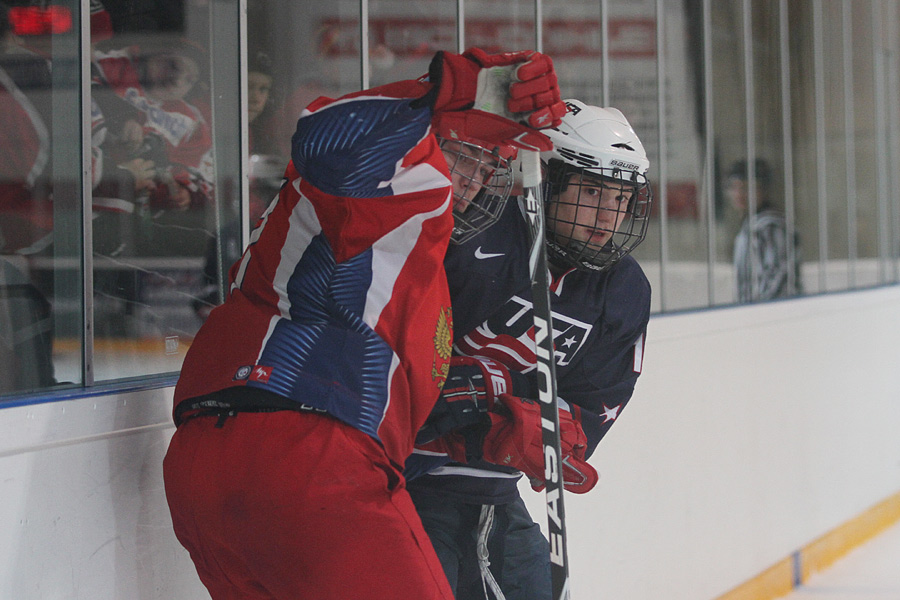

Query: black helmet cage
left=438, top=137, right=513, bottom=245
left=544, top=159, right=652, bottom=272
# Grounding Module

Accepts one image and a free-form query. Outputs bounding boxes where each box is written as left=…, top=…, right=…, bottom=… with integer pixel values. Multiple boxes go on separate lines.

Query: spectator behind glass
left=248, top=50, right=273, bottom=137
left=88, top=1, right=162, bottom=256
left=727, top=158, right=802, bottom=302
left=246, top=49, right=285, bottom=221
left=92, top=38, right=214, bottom=216
left=193, top=48, right=285, bottom=322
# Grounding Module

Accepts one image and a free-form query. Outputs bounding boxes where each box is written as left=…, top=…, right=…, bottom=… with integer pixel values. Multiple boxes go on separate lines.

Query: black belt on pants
left=174, top=386, right=328, bottom=428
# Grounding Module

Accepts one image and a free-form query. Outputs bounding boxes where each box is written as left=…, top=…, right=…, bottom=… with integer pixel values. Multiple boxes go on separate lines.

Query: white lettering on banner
left=317, top=18, right=656, bottom=59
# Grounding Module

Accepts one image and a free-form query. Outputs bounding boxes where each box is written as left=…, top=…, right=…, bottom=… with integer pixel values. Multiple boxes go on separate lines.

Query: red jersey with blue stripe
left=174, top=81, right=455, bottom=467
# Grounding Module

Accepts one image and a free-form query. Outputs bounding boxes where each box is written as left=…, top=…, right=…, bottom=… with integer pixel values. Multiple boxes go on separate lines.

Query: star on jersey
left=601, top=403, right=621, bottom=423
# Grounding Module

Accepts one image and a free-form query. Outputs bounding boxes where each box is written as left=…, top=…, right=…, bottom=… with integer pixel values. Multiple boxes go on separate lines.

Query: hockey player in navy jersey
left=406, top=100, right=652, bottom=600
left=162, top=48, right=566, bottom=600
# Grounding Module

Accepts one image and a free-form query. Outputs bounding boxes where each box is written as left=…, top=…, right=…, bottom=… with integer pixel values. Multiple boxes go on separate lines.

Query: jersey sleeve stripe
left=274, top=193, right=323, bottom=318
left=364, top=194, right=451, bottom=330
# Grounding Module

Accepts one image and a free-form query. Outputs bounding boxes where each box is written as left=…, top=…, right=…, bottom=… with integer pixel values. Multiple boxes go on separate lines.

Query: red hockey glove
left=463, top=48, right=565, bottom=129
left=482, top=395, right=599, bottom=494
left=425, top=48, right=566, bottom=152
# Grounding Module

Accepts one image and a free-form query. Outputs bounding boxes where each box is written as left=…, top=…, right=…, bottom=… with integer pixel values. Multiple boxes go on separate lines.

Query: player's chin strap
left=477, top=505, right=507, bottom=600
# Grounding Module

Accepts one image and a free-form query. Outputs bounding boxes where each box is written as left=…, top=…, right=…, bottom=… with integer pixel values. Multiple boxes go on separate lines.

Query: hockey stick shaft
left=518, top=150, right=571, bottom=600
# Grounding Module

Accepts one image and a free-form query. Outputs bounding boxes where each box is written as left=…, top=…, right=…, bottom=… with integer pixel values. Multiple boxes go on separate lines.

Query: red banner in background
left=318, top=18, right=656, bottom=59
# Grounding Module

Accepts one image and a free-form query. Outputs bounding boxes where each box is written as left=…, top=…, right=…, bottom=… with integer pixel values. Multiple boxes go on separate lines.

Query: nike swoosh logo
left=474, top=247, right=504, bottom=260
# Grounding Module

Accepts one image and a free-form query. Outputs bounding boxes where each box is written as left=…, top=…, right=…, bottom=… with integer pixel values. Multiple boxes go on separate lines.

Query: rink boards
left=1, top=284, right=900, bottom=599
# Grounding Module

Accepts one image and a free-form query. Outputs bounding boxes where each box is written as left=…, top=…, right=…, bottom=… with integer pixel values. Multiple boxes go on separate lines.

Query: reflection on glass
left=465, top=0, right=535, bottom=53
left=5, top=0, right=900, bottom=398
left=248, top=0, right=359, bottom=126
left=190, top=47, right=282, bottom=328
left=714, top=1, right=804, bottom=304
left=589, top=0, right=663, bottom=310
left=0, top=1, right=79, bottom=395
left=87, top=1, right=226, bottom=380
left=541, top=0, right=605, bottom=121
left=821, top=6, right=850, bottom=293
left=845, top=3, right=880, bottom=288
left=657, top=0, right=711, bottom=310
left=789, top=0, right=823, bottom=296
left=368, top=0, right=454, bottom=87
left=708, top=1, right=751, bottom=307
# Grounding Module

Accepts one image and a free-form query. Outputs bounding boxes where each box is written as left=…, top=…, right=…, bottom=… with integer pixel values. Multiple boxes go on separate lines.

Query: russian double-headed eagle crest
left=432, top=305, right=453, bottom=389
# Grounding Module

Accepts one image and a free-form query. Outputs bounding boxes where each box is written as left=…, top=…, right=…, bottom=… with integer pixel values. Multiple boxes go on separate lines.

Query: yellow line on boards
left=799, top=491, right=900, bottom=582
left=53, top=337, right=191, bottom=355
left=715, top=491, right=900, bottom=600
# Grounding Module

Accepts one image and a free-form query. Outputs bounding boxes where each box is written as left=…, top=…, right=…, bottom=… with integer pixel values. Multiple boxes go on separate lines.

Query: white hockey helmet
left=540, top=100, right=652, bottom=271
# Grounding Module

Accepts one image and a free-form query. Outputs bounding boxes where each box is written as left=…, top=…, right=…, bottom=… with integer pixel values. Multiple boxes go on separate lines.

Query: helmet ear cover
left=545, top=158, right=572, bottom=197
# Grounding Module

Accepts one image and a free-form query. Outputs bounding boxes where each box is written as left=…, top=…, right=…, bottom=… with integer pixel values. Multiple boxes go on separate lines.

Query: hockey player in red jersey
left=162, top=48, right=565, bottom=600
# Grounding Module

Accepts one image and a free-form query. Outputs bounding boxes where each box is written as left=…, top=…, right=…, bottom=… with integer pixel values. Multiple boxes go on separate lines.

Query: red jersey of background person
left=0, top=47, right=52, bottom=253
left=92, top=46, right=214, bottom=203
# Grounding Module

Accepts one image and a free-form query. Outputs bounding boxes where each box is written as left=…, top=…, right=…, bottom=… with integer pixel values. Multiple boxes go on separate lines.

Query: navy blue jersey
left=406, top=199, right=650, bottom=504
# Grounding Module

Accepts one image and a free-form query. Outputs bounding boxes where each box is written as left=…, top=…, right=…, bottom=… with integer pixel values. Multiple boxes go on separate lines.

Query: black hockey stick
left=518, top=150, right=571, bottom=600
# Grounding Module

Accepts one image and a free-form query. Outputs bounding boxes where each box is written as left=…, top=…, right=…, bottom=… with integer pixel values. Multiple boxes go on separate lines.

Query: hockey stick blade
left=516, top=150, right=572, bottom=600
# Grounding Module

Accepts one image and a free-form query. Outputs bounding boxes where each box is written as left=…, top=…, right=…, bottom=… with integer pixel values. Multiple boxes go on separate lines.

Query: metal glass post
left=842, top=0, right=858, bottom=287
left=702, top=0, right=716, bottom=305
left=457, top=0, right=465, bottom=52
left=655, top=0, right=669, bottom=312
left=742, top=0, right=758, bottom=302
left=813, top=1, right=828, bottom=292
left=360, top=0, right=369, bottom=90
left=780, top=0, right=798, bottom=296
left=79, top=0, right=94, bottom=386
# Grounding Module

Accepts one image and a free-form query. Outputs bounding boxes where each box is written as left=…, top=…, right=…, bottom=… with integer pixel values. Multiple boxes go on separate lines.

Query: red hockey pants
left=163, top=410, right=454, bottom=600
